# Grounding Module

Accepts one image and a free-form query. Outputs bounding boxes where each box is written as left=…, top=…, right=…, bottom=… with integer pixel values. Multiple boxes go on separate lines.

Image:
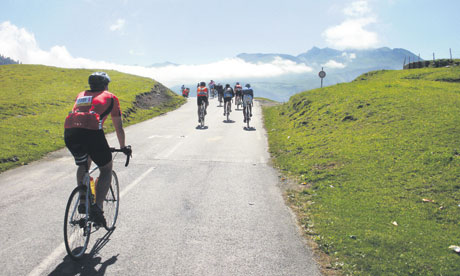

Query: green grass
left=263, top=66, right=460, bottom=275
left=0, top=64, right=185, bottom=172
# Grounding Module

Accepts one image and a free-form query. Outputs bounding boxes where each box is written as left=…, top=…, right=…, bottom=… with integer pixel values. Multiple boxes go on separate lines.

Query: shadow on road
left=49, top=230, right=117, bottom=276
left=195, top=125, right=209, bottom=130
left=223, top=120, right=235, bottom=123
left=243, top=126, right=256, bottom=131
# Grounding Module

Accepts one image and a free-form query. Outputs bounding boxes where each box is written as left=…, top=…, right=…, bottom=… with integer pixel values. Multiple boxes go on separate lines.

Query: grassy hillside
left=0, top=64, right=185, bottom=172
left=263, top=66, right=460, bottom=275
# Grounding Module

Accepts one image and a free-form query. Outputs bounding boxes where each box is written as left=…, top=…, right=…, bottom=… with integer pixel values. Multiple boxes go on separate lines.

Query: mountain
left=230, top=47, right=420, bottom=101
left=149, top=61, right=178, bottom=67
left=0, top=54, right=20, bottom=65
left=238, top=47, right=419, bottom=71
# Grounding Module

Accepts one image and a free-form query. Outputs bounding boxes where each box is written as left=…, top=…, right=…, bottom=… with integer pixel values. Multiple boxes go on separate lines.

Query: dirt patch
left=123, top=83, right=173, bottom=121
left=256, top=98, right=281, bottom=108
left=135, top=83, right=172, bottom=109
left=279, top=173, right=342, bottom=276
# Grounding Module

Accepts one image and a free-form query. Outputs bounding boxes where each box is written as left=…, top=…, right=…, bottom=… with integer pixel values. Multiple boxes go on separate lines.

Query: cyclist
left=242, top=83, right=254, bottom=123
left=223, top=84, right=234, bottom=116
left=197, top=81, right=209, bottom=121
left=215, top=83, right=224, bottom=105
left=64, top=72, right=131, bottom=226
left=234, top=82, right=243, bottom=107
left=208, top=80, right=216, bottom=98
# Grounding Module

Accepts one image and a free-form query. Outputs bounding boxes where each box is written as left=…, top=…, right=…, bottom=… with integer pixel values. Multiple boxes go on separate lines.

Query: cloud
left=323, top=18, right=378, bottom=49
left=0, top=21, right=313, bottom=87
left=344, top=0, right=371, bottom=17
left=322, top=60, right=346, bottom=69
left=342, top=52, right=356, bottom=60
left=323, top=0, right=379, bottom=49
left=129, top=49, right=144, bottom=56
left=109, top=19, right=125, bottom=31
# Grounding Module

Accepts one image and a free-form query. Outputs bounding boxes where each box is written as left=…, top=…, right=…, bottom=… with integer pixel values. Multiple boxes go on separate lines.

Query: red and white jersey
left=197, top=86, right=208, bottom=97
left=71, top=90, right=121, bottom=127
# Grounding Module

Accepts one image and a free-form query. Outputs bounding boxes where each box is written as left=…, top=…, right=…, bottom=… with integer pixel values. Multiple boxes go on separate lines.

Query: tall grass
left=0, top=64, right=185, bottom=172
left=263, top=66, right=460, bottom=275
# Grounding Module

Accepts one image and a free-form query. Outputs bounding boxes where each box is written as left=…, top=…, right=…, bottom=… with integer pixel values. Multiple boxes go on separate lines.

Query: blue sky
left=1, top=0, right=459, bottom=86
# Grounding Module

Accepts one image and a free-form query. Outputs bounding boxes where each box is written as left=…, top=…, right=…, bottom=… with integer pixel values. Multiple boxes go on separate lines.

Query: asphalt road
left=0, top=97, right=320, bottom=276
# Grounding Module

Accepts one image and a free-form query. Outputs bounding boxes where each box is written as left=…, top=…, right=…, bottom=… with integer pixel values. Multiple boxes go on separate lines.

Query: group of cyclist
left=65, top=73, right=253, bottom=226
left=191, top=80, right=254, bottom=123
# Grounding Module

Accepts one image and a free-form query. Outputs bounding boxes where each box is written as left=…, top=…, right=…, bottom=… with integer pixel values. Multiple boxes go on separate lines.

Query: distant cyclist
left=215, top=83, right=224, bottom=104
left=242, top=83, right=254, bottom=123
left=64, top=72, right=131, bottom=226
left=209, top=80, right=216, bottom=97
left=197, top=81, right=209, bottom=121
left=234, top=82, right=243, bottom=106
left=223, top=84, right=234, bottom=116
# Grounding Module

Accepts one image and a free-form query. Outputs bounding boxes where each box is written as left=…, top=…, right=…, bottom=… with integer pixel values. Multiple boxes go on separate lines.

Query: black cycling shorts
left=224, top=97, right=232, bottom=103
left=197, top=96, right=208, bottom=106
left=64, top=128, right=112, bottom=167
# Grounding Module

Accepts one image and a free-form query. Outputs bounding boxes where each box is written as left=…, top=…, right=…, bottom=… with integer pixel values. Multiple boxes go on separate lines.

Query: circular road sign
left=318, top=70, right=326, bottom=78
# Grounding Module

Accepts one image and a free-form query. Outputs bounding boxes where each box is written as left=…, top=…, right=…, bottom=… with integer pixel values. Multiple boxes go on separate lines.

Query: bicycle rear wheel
left=64, top=185, right=91, bottom=260
left=104, top=171, right=120, bottom=231
left=245, top=105, right=250, bottom=128
left=200, top=104, right=205, bottom=127
left=226, top=102, right=230, bottom=121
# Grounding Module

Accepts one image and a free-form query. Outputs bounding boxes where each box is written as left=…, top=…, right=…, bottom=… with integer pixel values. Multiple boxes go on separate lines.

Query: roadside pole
left=318, top=67, right=326, bottom=88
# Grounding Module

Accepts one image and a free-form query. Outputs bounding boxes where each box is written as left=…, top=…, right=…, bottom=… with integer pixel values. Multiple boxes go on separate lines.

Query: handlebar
left=110, top=146, right=132, bottom=167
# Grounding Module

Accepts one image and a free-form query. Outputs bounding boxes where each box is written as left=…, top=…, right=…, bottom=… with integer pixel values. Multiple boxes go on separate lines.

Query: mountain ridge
left=174, top=47, right=420, bottom=101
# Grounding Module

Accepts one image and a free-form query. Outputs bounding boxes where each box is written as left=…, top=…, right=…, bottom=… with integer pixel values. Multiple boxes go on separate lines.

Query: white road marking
left=207, top=136, right=223, bottom=142
left=28, top=243, right=66, bottom=276
left=158, top=141, right=184, bottom=159
left=27, top=167, right=155, bottom=276
left=120, top=167, right=154, bottom=198
left=148, top=134, right=173, bottom=139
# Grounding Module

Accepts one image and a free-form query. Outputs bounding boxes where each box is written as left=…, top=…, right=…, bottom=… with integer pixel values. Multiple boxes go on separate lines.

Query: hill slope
left=0, top=64, right=185, bottom=172
left=263, top=66, right=460, bottom=274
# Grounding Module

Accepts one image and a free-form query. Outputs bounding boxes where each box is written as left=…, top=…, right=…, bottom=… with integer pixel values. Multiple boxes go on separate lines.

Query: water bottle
left=90, top=177, right=97, bottom=203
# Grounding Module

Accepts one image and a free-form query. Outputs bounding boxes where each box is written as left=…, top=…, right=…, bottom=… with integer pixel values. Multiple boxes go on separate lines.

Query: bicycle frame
left=64, top=148, right=129, bottom=259
left=81, top=151, right=122, bottom=210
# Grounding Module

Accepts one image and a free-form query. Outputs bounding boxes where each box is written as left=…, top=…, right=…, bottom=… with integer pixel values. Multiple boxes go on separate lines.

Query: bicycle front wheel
left=64, top=185, right=91, bottom=260
left=104, top=171, right=120, bottom=231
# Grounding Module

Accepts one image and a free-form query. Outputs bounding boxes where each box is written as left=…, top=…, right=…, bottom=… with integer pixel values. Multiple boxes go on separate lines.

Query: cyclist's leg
left=87, top=130, right=112, bottom=210
left=65, top=128, right=91, bottom=212
left=76, top=158, right=91, bottom=186
left=96, top=161, right=113, bottom=209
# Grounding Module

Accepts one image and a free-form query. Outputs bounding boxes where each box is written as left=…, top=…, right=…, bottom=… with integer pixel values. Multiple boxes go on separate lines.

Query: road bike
left=64, top=147, right=131, bottom=260
left=198, top=102, right=206, bottom=128
left=235, top=95, right=242, bottom=110
left=243, top=95, right=253, bottom=128
left=224, top=99, right=232, bottom=121
left=218, top=93, right=223, bottom=107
